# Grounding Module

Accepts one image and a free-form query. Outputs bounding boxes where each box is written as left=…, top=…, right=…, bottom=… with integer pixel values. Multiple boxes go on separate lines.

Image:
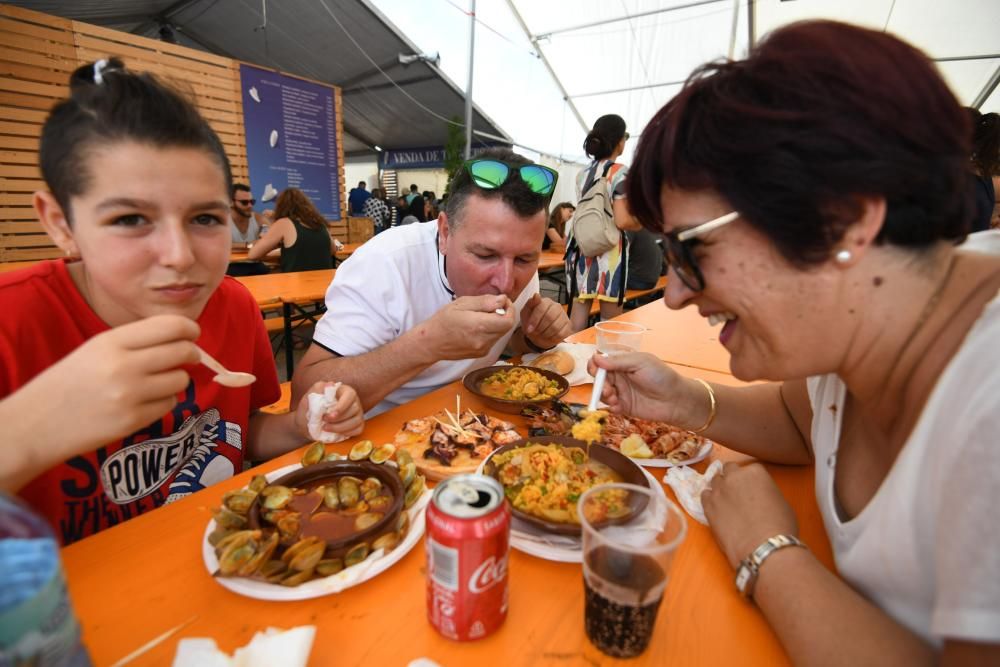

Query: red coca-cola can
left=426, top=473, right=510, bottom=641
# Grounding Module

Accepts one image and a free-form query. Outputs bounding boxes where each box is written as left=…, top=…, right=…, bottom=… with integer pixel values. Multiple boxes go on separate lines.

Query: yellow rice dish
left=480, top=367, right=562, bottom=401
left=491, top=443, right=622, bottom=524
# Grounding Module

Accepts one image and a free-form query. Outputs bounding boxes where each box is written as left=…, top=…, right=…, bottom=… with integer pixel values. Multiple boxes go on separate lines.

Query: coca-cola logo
left=469, top=555, right=507, bottom=594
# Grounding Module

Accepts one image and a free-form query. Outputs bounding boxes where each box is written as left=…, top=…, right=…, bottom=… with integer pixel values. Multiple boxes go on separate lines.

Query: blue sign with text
left=379, top=144, right=504, bottom=170
left=239, top=64, right=341, bottom=220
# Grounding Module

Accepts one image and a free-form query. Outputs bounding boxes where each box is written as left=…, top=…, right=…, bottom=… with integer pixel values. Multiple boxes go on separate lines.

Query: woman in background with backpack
left=565, top=114, right=641, bottom=331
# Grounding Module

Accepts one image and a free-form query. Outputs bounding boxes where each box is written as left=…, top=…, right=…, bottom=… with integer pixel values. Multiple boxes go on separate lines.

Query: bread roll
left=530, top=349, right=574, bottom=375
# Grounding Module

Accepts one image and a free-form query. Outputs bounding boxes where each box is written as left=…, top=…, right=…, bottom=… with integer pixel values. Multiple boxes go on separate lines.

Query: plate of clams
left=202, top=439, right=431, bottom=600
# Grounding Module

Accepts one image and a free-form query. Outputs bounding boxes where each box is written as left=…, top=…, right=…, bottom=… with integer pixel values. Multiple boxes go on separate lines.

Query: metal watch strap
left=735, top=534, right=806, bottom=599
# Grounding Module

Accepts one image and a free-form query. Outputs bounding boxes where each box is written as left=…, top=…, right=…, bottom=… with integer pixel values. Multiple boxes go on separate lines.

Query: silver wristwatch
left=735, top=534, right=806, bottom=599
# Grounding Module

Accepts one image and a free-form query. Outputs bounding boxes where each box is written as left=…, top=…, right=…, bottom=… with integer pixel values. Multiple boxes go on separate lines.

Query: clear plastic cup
left=579, top=483, right=687, bottom=658
left=595, top=321, right=645, bottom=355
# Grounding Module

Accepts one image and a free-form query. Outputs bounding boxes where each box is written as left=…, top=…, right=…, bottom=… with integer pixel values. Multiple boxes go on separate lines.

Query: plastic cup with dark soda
left=578, top=483, right=686, bottom=658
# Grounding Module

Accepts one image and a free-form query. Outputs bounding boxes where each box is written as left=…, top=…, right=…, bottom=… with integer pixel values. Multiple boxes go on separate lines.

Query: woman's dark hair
left=628, top=20, right=972, bottom=265
left=968, top=108, right=1000, bottom=177
left=407, top=192, right=426, bottom=222
left=39, top=58, right=232, bottom=222
left=274, top=188, right=328, bottom=230
left=584, top=114, right=627, bottom=160
left=548, top=202, right=574, bottom=228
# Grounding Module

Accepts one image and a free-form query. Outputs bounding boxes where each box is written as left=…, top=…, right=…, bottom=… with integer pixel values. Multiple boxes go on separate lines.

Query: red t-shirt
left=0, top=260, right=280, bottom=545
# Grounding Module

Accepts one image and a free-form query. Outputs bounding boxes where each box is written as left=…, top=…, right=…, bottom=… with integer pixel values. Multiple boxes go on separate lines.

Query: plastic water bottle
left=0, top=493, right=92, bottom=666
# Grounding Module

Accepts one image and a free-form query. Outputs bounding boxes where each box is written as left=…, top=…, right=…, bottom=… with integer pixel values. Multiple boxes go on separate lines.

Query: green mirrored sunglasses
left=463, top=158, right=558, bottom=196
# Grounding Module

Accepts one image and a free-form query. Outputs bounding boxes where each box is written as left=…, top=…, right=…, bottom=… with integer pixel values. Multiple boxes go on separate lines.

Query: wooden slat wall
left=0, top=4, right=344, bottom=262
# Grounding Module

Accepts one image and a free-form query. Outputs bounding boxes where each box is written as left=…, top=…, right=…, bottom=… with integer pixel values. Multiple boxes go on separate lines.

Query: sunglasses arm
left=676, top=211, right=739, bottom=242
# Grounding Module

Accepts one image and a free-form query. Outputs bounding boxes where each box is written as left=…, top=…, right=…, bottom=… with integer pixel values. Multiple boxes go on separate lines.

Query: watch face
left=735, top=566, right=751, bottom=591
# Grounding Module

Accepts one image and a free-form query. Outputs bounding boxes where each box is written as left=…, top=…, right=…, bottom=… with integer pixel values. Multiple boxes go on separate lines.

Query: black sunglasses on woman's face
left=661, top=211, right=739, bottom=292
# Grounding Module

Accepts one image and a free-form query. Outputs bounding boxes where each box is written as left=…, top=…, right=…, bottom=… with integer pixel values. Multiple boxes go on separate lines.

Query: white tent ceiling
left=362, top=0, right=998, bottom=170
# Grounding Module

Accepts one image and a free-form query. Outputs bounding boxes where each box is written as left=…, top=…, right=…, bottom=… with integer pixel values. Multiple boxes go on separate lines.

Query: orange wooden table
left=234, top=269, right=335, bottom=309
left=60, top=378, right=830, bottom=666
left=538, top=252, right=565, bottom=271
left=334, top=241, right=363, bottom=263
left=235, top=269, right=336, bottom=376
left=570, top=300, right=733, bottom=375
left=0, top=260, right=40, bottom=274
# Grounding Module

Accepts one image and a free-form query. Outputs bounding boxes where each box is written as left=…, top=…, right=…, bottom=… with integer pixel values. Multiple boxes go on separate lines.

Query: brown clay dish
left=482, top=435, right=649, bottom=536
left=248, top=460, right=404, bottom=556
left=463, top=365, right=570, bottom=415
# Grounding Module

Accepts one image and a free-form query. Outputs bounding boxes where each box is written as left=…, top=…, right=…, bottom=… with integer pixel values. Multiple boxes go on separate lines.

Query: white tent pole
left=727, top=0, right=740, bottom=59
left=505, top=0, right=588, bottom=135
left=464, top=0, right=476, bottom=159
left=972, top=64, right=1000, bottom=109
left=534, top=0, right=726, bottom=39
left=572, top=80, right=688, bottom=98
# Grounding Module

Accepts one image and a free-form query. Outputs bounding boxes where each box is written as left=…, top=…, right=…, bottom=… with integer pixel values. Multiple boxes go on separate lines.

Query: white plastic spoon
left=587, top=354, right=608, bottom=411
left=198, top=347, right=256, bottom=387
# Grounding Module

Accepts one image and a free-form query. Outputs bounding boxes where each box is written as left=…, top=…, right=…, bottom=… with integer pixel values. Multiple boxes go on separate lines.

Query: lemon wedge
left=620, top=434, right=654, bottom=458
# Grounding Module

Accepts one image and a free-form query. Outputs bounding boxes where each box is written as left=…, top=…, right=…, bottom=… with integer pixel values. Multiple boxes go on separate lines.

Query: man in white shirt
left=292, top=148, right=573, bottom=416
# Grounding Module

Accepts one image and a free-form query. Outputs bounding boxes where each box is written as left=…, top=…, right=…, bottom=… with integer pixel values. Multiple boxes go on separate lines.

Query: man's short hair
left=443, top=147, right=549, bottom=231
left=232, top=183, right=251, bottom=198
left=358, top=180, right=366, bottom=187
left=409, top=184, right=418, bottom=192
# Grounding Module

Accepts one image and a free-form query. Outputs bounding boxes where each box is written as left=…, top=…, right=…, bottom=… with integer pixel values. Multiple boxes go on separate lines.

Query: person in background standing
left=230, top=183, right=263, bottom=243
left=625, top=228, right=666, bottom=291
left=405, top=183, right=420, bottom=205
left=967, top=108, right=998, bottom=233
left=407, top=190, right=427, bottom=223
left=395, top=196, right=409, bottom=225
left=248, top=188, right=333, bottom=272
left=363, top=187, right=390, bottom=233
left=565, top=113, right=641, bottom=331
left=348, top=180, right=371, bottom=216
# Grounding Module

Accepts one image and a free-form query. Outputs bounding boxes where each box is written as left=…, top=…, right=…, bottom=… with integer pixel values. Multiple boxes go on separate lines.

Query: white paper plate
left=202, top=463, right=430, bottom=601
left=625, top=439, right=715, bottom=469
left=473, top=458, right=667, bottom=563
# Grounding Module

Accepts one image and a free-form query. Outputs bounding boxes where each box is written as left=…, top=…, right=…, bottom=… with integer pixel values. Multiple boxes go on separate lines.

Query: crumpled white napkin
left=172, top=625, right=315, bottom=667
left=306, top=383, right=348, bottom=443
left=333, top=238, right=345, bottom=251
left=663, top=460, right=724, bottom=525
left=522, top=342, right=598, bottom=386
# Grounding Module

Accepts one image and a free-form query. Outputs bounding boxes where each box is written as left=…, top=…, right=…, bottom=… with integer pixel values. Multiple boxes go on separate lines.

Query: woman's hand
left=701, top=462, right=799, bottom=569
left=588, top=351, right=696, bottom=424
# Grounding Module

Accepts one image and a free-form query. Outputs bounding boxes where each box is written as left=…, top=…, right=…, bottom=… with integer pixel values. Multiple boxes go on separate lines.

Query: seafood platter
left=203, top=440, right=430, bottom=600
left=393, top=397, right=524, bottom=481
left=523, top=400, right=714, bottom=468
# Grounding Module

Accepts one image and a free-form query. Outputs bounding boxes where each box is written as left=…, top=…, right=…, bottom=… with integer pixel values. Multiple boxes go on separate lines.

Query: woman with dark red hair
left=592, top=20, right=1000, bottom=664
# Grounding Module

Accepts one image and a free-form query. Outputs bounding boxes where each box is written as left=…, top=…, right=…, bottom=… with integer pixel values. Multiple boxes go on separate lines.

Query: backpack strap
left=580, top=160, right=614, bottom=195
